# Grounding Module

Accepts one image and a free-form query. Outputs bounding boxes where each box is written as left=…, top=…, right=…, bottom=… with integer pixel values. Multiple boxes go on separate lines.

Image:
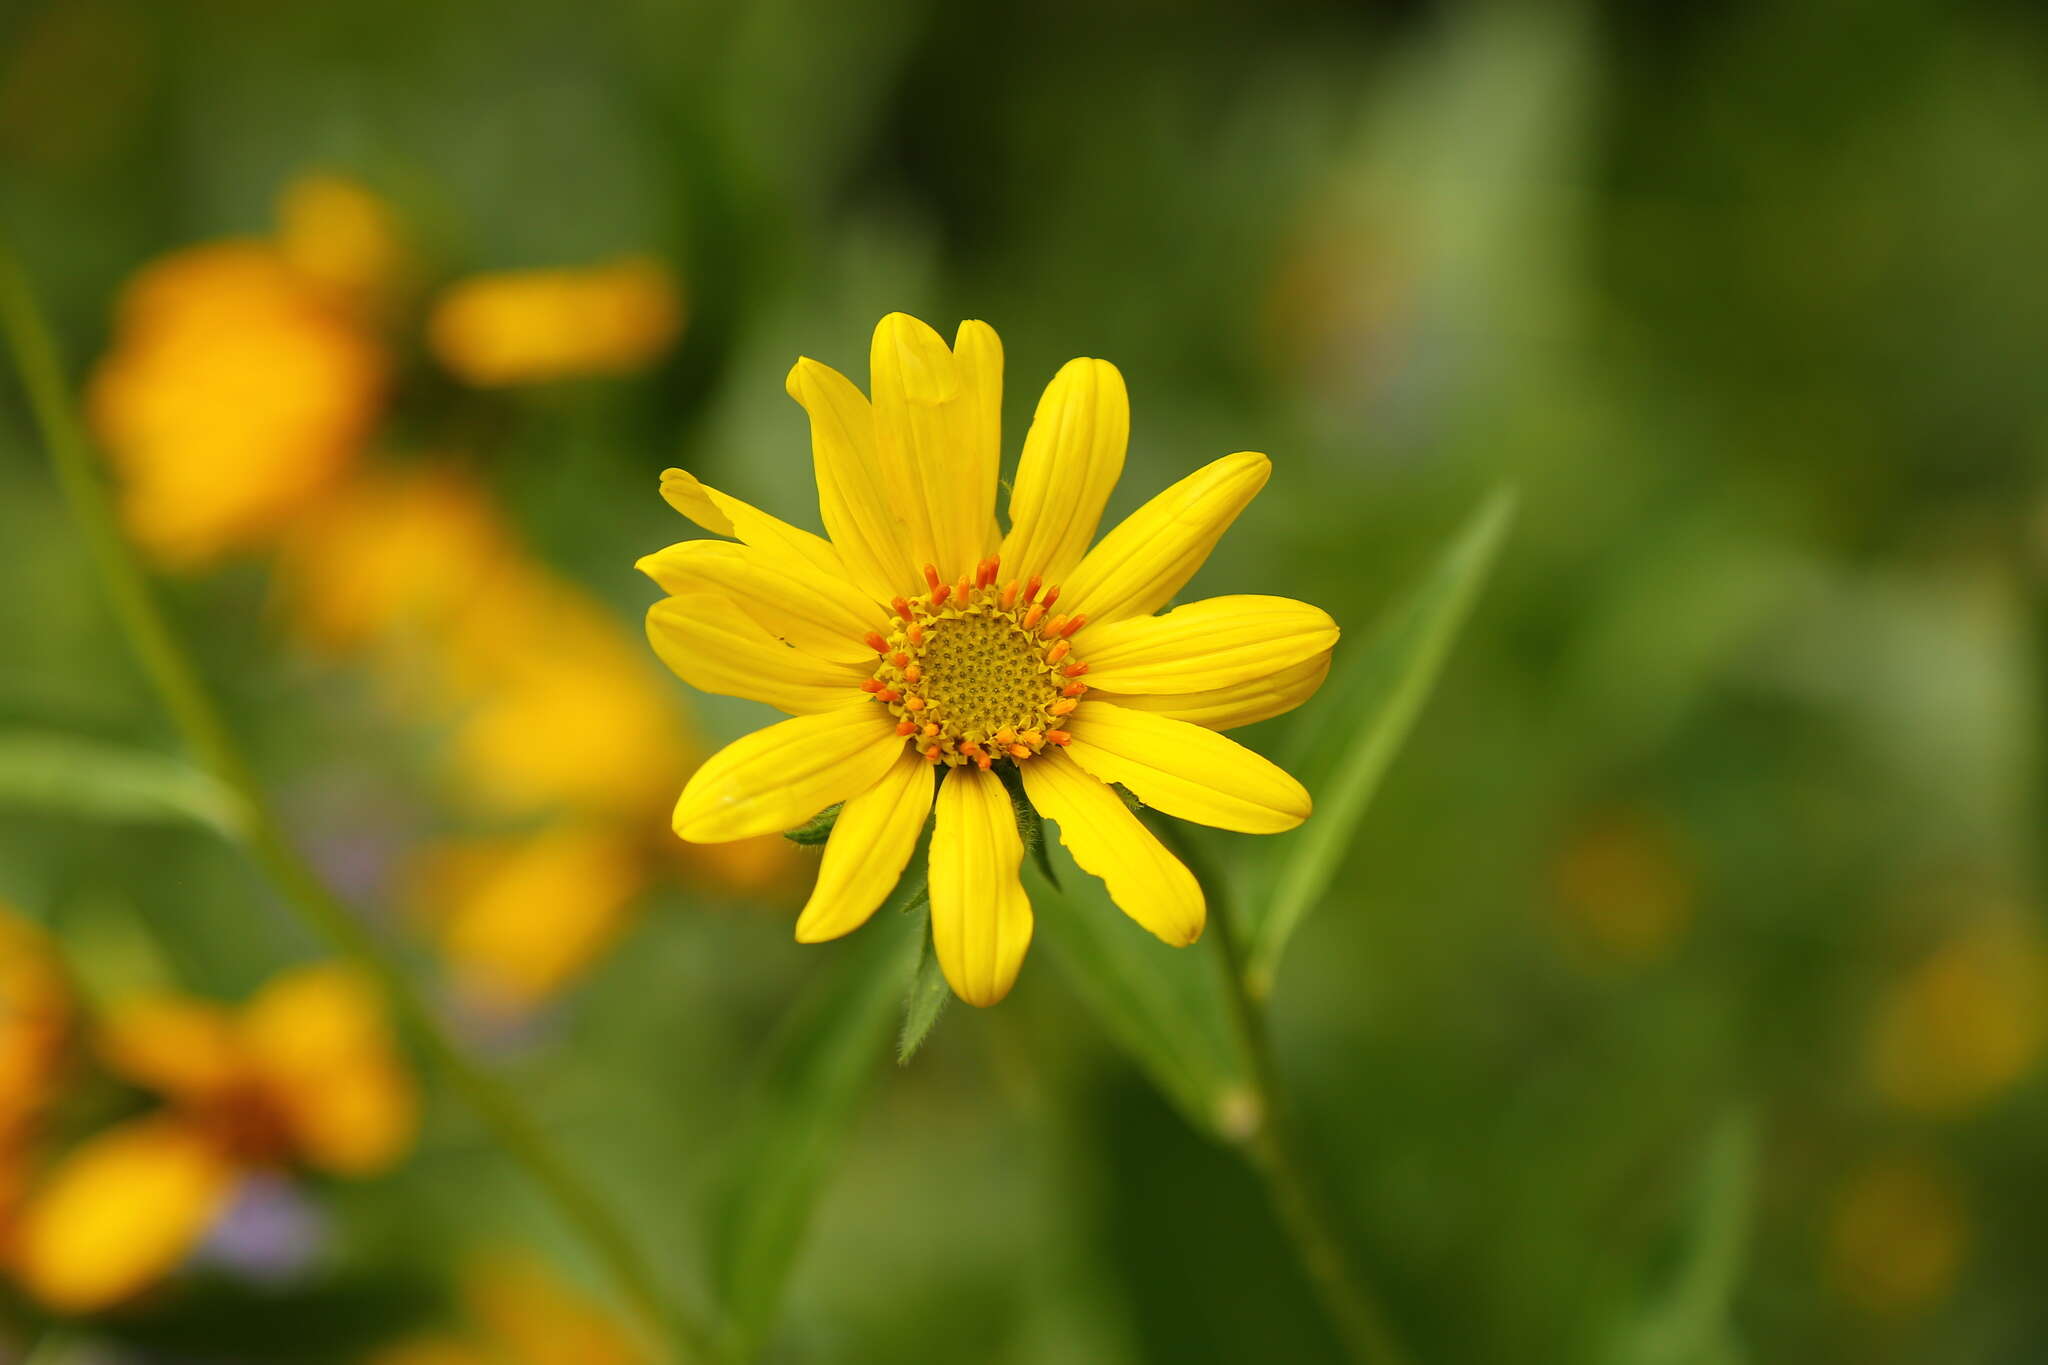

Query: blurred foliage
left=4, top=0, right=2048, bottom=1361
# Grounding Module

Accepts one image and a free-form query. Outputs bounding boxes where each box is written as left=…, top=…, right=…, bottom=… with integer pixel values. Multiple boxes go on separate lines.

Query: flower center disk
left=863, top=559, right=1086, bottom=768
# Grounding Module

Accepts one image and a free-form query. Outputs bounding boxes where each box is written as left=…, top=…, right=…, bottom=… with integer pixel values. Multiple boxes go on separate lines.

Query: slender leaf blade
left=1026, top=837, right=1249, bottom=1138
left=895, top=908, right=950, bottom=1064
left=1245, top=487, right=1516, bottom=995
left=0, top=729, right=243, bottom=835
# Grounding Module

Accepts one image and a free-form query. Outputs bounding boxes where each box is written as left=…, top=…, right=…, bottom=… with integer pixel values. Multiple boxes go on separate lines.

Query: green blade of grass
left=1245, top=487, right=1516, bottom=997
left=0, top=729, right=246, bottom=835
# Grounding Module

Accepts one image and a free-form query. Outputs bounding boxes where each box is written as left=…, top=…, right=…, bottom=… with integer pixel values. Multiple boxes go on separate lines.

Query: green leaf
left=782, top=802, right=841, bottom=845
left=997, top=761, right=1060, bottom=888
left=1605, top=1108, right=1757, bottom=1365
left=1026, top=837, right=1250, bottom=1139
left=704, top=870, right=918, bottom=1358
left=895, top=908, right=950, bottom=1065
left=1244, top=487, right=1515, bottom=996
left=0, top=729, right=243, bottom=835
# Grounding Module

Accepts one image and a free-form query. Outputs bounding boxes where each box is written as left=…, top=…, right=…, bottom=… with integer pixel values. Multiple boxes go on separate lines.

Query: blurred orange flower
left=9, top=963, right=414, bottom=1313
left=428, top=257, right=683, bottom=387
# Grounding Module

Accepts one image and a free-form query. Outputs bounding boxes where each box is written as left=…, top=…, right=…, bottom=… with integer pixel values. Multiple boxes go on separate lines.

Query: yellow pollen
left=860, top=572, right=1086, bottom=767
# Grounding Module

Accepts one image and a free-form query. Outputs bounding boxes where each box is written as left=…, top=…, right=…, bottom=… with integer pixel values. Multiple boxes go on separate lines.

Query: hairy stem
left=0, top=241, right=713, bottom=1365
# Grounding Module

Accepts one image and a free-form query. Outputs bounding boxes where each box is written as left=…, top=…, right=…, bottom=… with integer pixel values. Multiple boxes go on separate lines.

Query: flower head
left=641, top=313, right=1336, bottom=1005
left=9, top=963, right=415, bottom=1312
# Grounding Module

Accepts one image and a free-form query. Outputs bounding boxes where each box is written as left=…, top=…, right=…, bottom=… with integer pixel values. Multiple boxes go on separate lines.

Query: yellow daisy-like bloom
left=9, top=963, right=415, bottom=1312
left=641, top=313, right=1336, bottom=1006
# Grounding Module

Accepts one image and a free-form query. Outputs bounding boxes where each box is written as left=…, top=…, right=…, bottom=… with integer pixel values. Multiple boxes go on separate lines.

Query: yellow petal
left=999, top=358, right=1128, bottom=585
left=1020, top=751, right=1203, bottom=945
left=96, top=994, right=246, bottom=1105
left=928, top=765, right=1034, bottom=1006
left=241, top=963, right=416, bottom=1176
left=868, top=313, right=989, bottom=582
left=647, top=595, right=869, bottom=715
left=952, top=320, right=1005, bottom=562
left=1059, top=452, right=1271, bottom=626
left=1062, top=700, right=1311, bottom=834
left=1079, top=594, right=1338, bottom=694
left=1101, top=652, right=1332, bottom=731
left=658, top=468, right=862, bottom=595
left=636, top=540, right=883, bottom=664
left=674, top=705, right=904, bottom=842
left=795, top=748, right=936, bottom=942
left=13, top=1116, right=236, bottom=1313
left=786, top=357, right=924, bottom=601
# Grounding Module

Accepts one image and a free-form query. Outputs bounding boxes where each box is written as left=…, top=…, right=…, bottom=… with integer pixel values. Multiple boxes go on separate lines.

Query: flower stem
left=0, top=241, right=712, bottom=1365
left=1164, top=824, right=1414, bottom=1365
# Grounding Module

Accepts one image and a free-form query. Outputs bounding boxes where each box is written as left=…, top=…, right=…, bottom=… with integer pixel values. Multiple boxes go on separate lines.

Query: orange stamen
left=876, top=686, right=900, bottom=703
left=975, top=751, right=993, bottom=770
left=1049, top=698, right=1077, bottom=716
left=891, top=596, right=914, bottom=621
left=1046, top=730, right=1072, bottom=746
left=1045, top=640, right=1071, bottom=665
left=896, top=720, right=917, bottom=736
left=1022, top=603, right=1045, bottom=631
left=932, top=583, right=951, bottom=606
left=923, top=564, right=943, bottom=592
left=904, top=696, right=927, bottom=711
left=956, top=574, right=973, bottom=601
left=908, top=623, right=925, bottom=645
left=864, top=632, right=889, bottom=654
left=993, top=728, right=1017, bottom=747
left=1039, top=585, right=1060, bottom=610
left=977, top=557, right=999, bottom=587
left=922, top=722, right=940, bottom=738
left=1007, top=744, right=1031, bottom=759
left=1024, top=575, right=1043, bottom=604
left=1062, top=681, right=1089, bottom=697
left=1000, top=580, right=1020, bottom=609
left=924, top=746, right=943, bottom=764
left=1019, top=729, right=1043, bottom=746
left=1042, top=614, right=1068, bottom=638
left=903, top=664, right=922, bottom=684
left=860, top=679, right=884, bottom=694
left=1063, top=662, right=1090, bottom=678
left=1061, top=614, right=1086, bottom=637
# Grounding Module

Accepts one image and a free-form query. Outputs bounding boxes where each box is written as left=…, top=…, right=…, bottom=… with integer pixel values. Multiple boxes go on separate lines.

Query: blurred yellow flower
left=1828, top=1153, right=1969, bottom=1316
left=8, top=963, right=414, bottom=1312
left=11, top=1115, right=236, bottom=1314
left=428, top=257, right=683, bottom=387
left=368, top=1252, right=647, bottom=1365
left=1548, top=805, right=1695, bottom=968
left=642, top=313, right=1333, bottom=1005
left=411, top=825, right=645, bottom=1012
left=275, top=172, right=412, bottom=318
left=89, top=239, right=388, bottom=567
left=1867, top=912, right=2047, bottom=1117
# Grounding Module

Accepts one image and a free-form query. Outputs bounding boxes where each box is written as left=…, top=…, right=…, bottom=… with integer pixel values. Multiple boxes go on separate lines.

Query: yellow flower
left=1548, top=805, right=1694, bottom=968
left=428, top=257, right=682, bottom=387
left=0, top=904, right=69, bottom=1148
left=410, top=825, right=647, bottom=1012
left=1867, top=912, right=2046, bottom=1117
left=1828, top=1153, right=1969, bottom=1316
left=367, top=1252, right=647, bottom=1365
left=275, top=172, right=411, bottom=318
left=640, top=313, right=1335, bottom=1005
left=9, top=963, right=414, bottom=1312
left=88, top=239, right=388, bottom=567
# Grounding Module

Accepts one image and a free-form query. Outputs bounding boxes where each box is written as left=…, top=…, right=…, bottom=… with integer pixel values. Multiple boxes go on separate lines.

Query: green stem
left=1163, top=824, right=1414, bottom=1365
left=0, top=242, right=712, bottom=1365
